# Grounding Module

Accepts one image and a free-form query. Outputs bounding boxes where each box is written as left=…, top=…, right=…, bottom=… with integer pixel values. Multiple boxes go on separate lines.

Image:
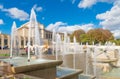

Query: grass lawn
left=0, top=53, right=10, bottom=56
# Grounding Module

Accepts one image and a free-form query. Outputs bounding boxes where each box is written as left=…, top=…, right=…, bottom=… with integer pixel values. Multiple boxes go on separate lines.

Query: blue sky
left=0, top=0, right=120, bottom=38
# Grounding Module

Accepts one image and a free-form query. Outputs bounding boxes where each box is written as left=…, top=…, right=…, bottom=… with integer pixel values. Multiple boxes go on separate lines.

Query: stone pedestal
left=93, top=58, right=117, bottom=73
left=0, top=57, right=62, bottom=79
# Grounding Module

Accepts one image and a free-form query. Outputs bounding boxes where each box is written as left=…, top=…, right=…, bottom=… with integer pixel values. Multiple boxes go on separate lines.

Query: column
left=41, top=29, right=44, bottom=39
left=0, top=36, right=1, bottom=48
left=19, top=36, right=21, bottom=48
left=1, top=35, right=4, bottom=49
left=7, top=36, right=10, bottom=48
left=24, top=37, right=26, bottom=48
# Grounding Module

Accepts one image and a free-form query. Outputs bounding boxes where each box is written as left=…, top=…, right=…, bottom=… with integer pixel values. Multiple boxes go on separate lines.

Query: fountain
left=85, top=42, right=89, bottom=75
left=0, top=8, right=63, bottom=79
left=67, top=36, right=70, bottom=53
left=10, top=21, right=19, bottom=58
left=0, top=7, right=111, bottom=79
left=28, top=8, right=41, bottom=61
left=73, top=36, right=77, bottom=69
left=61, top=32, right=67, bottom=66
left=55, top=33, right=62, bottom=60
left=52, top=29, right=56, bottom=55
left=55, top=34, right=83, bottom=79
left=63, top=32, right=67, bottom=55
left=93, top=47, right=97, bottom=78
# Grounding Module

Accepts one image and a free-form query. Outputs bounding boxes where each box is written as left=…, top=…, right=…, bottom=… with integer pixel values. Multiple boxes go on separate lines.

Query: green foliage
left=70, top=29, right=85, bottom=42
left=80, top=34, right=89, bottom=44
left=23, top=77, right=32, bottom=79
left=0, top=53, right=10, bottom=56
left=110, top=39, right=120, bottom=45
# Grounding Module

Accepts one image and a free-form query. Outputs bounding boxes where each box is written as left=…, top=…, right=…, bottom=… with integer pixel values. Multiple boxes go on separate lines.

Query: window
left=46, top=33, right=48, bottom=39
left=26, top=41, right=28, bottom=45
left=31, top=41, right=33, bottom=45
left=21, top=40, right=24, bottom=46
left=4, top=39, right=8, bottom=45
left=51, top=34, right=52, bottom=39
left=0, top=38, right=1, bottom=45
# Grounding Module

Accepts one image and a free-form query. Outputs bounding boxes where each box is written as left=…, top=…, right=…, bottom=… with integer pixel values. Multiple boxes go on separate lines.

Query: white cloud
left=112, top=30, right=120, bottom=39
left=0, top=5, right=29, bottom=21
left=78, top=0, right=114, bottom=8
left=57, top=23, right=94, bottom=33
left=46, top=21, right=94, bottom=33
left=0, top=19, right=4, bottom=25
left=33, top=4, right=42, bottom=12
left=96, top=0, right=120, bottom=38
left=46, top=22, right=66, bottom=31
left=78, top=0, right=97, bottom=8
left=4, top=8, right=29, bottom=21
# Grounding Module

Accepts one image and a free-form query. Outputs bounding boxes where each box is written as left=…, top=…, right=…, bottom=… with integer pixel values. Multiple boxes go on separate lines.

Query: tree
left=70, top=28, right=114, bottom=44
left=70, top=29, right=85, bottom=42
left=80, top=34, right=89, bottom=44
left=87, top=28, right=114, bottom=44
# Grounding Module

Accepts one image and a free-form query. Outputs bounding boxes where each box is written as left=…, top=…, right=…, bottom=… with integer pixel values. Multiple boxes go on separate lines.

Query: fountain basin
left=56, top=67, right=83, bottom=79
left=0, top=74, right=43, bottom=79
left=0, top=57, right=62, bottom=79
left=79, top=74, right=96, bottom=79
left=101, top=68, right=120, bottom=79
left=92, top=58, right=118, bottom=73
left=93, top=58, right=117, bottom=63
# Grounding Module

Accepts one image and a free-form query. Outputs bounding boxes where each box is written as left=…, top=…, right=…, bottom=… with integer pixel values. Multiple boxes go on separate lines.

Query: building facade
left=0, top=22, right=65, bottom=49
left=17, top=22, right=54, bottom=48
left=0, top=33, right=10, bottom=49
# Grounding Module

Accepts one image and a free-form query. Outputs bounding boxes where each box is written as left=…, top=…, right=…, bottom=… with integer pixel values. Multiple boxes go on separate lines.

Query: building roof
left=0, top=33, right=9, bottom=37
left=17, top=22, right=44, bottom=30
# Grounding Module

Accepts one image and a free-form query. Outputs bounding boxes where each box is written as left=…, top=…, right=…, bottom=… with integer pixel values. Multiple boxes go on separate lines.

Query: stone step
left=100, top=76, right=120, bottom=79
left=79, top=74, right=96, bottom=79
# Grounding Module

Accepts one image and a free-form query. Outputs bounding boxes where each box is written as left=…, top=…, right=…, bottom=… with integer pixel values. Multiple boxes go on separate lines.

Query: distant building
left=17, top=22, right=55, bottom=48
left=0, top=33, right=10, bottom=49
left=0, top=22, right=65, bottom=49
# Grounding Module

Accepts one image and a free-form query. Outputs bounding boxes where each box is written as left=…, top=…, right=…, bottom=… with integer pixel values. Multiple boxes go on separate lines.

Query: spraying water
left=52, top=29, right=56, bottom=55
left=28, top=8, right=41, bottom=61
left=73, top=36, right=77, bottom=69
left=10, top=21, right=18, bottom=58
left=55, top=34, right=61, bottom=60
left=93, top=47, right=97, bottom=78
left=80, top=42, right=83, bottom=53
left=63, top=32, right=67, bottom=55
left=85, top=42, right=89, bottom=75
left=67, top=36, right=70, bottom=53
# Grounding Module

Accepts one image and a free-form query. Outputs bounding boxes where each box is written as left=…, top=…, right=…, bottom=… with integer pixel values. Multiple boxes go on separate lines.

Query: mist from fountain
left=10, top=21, right=19, bottom=58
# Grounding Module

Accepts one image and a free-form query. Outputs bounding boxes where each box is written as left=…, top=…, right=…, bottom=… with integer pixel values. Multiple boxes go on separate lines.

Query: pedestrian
left=25, top=47, right=28, bottom=54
